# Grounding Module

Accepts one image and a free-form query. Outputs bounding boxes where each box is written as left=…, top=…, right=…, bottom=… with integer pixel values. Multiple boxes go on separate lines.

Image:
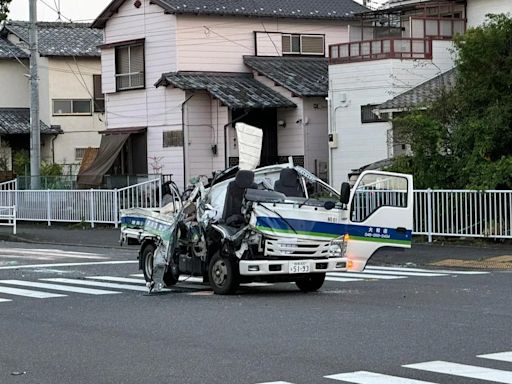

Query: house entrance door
left=232, top=108, right=277, bottom=166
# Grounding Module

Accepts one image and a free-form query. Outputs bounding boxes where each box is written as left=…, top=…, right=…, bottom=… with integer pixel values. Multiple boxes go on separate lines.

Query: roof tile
left=244, top=56, right=328, bottom=97
left=0, top=108, right=61, bottom=135
left=156, top=72, right=296, bottom=109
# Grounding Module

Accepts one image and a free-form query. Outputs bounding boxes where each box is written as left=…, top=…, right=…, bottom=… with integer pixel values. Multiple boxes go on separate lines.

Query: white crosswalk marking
left=403, top=361, right=512, bottom=383
left=478, top=352, right=512, bottom=363
left=0, top=280, right=121, bottom=295
left=366, top=266, right=489, bottom=275
left=0, top=298, right=12, bottom=303
left=0, top=260, right=137, bottom=270
left=0, top=286, right=66, bottom=298
left=42, top=278, right=159, bottom=292
left=86, top=276, right=147, bottom=284
left=325, top=371, right=438, bottom=383
left=355, top=270, right=447, bottom=277
left=327, top=272, right=406, bottom=280
left=326, top=276, right=364, bottom=282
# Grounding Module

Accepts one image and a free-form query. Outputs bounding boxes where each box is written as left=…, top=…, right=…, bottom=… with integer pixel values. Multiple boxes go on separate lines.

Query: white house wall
left=329, top=40, right=456, bottom=186
left=101, top=0, right=180, bottom=182
left=184, top=91, right=227, bottom=183
left=176, top=15, right=349, bottom=72
left=303, top=97, right=329, bottom=177
left=467, top=0, right=512, bottom=27
left=0, top=60, right=29, bottom=107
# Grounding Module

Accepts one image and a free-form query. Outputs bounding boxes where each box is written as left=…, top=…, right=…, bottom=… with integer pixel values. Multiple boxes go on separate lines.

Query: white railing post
left=12, top=205, right=17, bottom=235
left=90, top=189, right=95, bottom=228
left=427, top=188, right=433, bottom=243
left=114, top=189, right=118, bottom=228
left=47, top=189, right=51, bottom=226
left=158, top=177, right=163, bottom=207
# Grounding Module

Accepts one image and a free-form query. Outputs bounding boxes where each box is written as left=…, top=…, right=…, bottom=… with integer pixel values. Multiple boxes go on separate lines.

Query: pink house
left=89, top=0, right=367, bottom=188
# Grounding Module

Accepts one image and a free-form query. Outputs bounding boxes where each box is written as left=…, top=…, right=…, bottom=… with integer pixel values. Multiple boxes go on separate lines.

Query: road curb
left=0, top=233, right=128, bottom=250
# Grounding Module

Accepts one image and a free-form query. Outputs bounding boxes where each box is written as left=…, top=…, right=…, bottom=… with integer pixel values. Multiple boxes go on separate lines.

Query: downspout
left=223, top=110, right=250, bottom=169
left=181, top=94, right=194, bottom=190
left=51, top=134, right=58, bottom=164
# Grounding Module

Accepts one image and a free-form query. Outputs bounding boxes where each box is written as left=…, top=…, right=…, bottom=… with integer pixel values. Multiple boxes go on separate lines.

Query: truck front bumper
left=239, top=257, right=347, bottom=276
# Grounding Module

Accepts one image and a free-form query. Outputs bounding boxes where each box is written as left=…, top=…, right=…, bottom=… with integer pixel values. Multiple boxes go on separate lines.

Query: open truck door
left=345, top=171, right=413, bottom=272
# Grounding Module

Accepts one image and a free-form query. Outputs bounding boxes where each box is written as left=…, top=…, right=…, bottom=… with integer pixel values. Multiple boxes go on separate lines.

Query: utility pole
left=29, top=0, right=40, bottom=189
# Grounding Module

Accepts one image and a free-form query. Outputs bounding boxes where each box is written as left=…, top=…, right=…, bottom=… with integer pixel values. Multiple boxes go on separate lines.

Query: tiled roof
left=0, top=37, right=28, bottom=59
left=0, top=108, right=61, bottom=135
left=93, top=0, right=368, bottom=28
left=244, top=56, right=328, bottom=97
left=377, top=68, right=457, bottom=111
left=4, top=21, right=102, bottom=57
left=155, top=72, right=296, bottom=109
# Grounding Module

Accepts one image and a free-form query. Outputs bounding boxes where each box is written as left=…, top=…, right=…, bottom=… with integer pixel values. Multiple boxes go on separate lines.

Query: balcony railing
left=329, top=38, right=432, bottom=64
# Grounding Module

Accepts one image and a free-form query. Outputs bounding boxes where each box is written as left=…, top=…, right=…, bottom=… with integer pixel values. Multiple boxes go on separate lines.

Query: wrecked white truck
left=120, top=124, right=414, bottom=295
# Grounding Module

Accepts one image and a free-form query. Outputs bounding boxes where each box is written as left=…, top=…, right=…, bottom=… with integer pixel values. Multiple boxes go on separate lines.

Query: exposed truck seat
left=274, top=168, right=303, bottom=198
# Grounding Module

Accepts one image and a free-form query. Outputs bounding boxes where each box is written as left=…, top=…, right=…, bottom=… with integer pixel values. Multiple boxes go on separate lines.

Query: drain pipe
left=181, top=94, right=195, bottom=190
left=223, top=110, right=249, bottom=169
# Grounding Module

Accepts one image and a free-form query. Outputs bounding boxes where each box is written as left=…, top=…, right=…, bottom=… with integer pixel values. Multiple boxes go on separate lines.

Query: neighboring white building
left=328, top=0, right=512, bottom=186
left=0, top=21, right=104, bottom=174
left=89, top=0, right=368, bottom=188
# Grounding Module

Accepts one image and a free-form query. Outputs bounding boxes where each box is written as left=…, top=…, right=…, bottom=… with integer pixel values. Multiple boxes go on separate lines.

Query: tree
left=0, top=0, right=12, bottom=22
left=390, top=14, right=512, bottom=189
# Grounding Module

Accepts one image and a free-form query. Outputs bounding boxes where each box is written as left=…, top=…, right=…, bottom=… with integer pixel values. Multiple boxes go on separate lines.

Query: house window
left=75, top=147, right=98, bottom=161
left=282, top=34, right=324, bottom=55
left=361, top=105, right=388, bottom=124
left=115, top=43, right=145, bottom=91
left=53, top=99, right=92, bottom=116
left=163, top=131, right=183, bottom=147
left=93, top=74, right=105, bottom=112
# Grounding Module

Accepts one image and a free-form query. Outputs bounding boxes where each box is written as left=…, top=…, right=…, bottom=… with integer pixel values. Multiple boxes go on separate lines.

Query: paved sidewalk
left=1, top=223, right=512, bottom=268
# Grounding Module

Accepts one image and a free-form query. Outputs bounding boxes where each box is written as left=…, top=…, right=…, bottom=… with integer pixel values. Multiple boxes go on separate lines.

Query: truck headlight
left=329, top=236, right=347, bottom=257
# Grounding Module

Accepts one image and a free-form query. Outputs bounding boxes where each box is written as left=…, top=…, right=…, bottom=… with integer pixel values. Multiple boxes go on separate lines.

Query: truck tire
left=141, top=243, right=178, bottom=287
left=295, top=273, right=326, bottom=292
left=208, top=252, right=239, bottom=295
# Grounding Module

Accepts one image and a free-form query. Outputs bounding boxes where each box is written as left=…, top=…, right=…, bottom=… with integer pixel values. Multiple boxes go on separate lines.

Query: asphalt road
left=0, top=241, right=511, bottom=384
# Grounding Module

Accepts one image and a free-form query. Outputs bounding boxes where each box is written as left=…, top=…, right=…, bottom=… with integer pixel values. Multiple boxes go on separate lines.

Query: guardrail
left=0, top=205, right=16, bottom=234
left=329, top=38, right=433, bottom=64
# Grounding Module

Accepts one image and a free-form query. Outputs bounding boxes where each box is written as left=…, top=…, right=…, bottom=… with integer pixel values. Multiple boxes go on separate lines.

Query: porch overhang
left=77, top=128, right=146, bottom=186
left=155, top=71, right=296, bottom=109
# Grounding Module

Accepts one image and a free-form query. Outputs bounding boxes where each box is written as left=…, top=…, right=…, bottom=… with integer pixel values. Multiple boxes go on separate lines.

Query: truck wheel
left=208, top=252, right=239, bottom=295
left=295, top=273, right=326, bottom=292
left=141, top=243, right=178, bottom=287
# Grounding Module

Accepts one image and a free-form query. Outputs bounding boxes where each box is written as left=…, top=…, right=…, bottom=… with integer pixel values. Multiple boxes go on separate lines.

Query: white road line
left=325, top=371, right=438, bottom=383
left=0, top=286, right=66, bottom=299
left=0, top=249, right=107, bottom=260
left=0, top=260, right=138, bottom=270
left=130, top=274, right=144, bottom=277
left=41, top=278, right=157, bottom=292
left=325, top=276, right=364, bottom=282
left=404, top=361, right=512, bottom=383
left=255, top=381, right=295, bottom=384
left=0, top=298, right=12, bottom=303
left=240, top=282, right=274, bottom=287
left=366, top=266, right=489, bottom=275
left=355, top=270, right=447, bottom=277
left=0, top=280, right=121, bottom=295
left=179, top=276, right=204, bottom=283
left=478, top=352, right=512, bottom=363
left=327, top=272, right=406, bottom=280
left=86, top=276, right=146, bottom=284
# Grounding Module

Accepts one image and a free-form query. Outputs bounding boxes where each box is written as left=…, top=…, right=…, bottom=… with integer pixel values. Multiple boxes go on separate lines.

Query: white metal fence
left=3, top=180, right=512, bottom=242
left=0, top=178, right=162, bottom=228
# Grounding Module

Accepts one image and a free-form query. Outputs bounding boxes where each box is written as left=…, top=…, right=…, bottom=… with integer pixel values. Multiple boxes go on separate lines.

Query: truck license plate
left=289, top=261, right=310, bottom=274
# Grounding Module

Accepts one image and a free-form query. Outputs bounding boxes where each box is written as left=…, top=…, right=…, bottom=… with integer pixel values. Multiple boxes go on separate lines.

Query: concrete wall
left=467, top=0, right=512, bottom=27
left=0, top=60, right=29, bottom=107
left=303, top=97, right=329, bottom=177
left=329, top=40, right=456, bottom=186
